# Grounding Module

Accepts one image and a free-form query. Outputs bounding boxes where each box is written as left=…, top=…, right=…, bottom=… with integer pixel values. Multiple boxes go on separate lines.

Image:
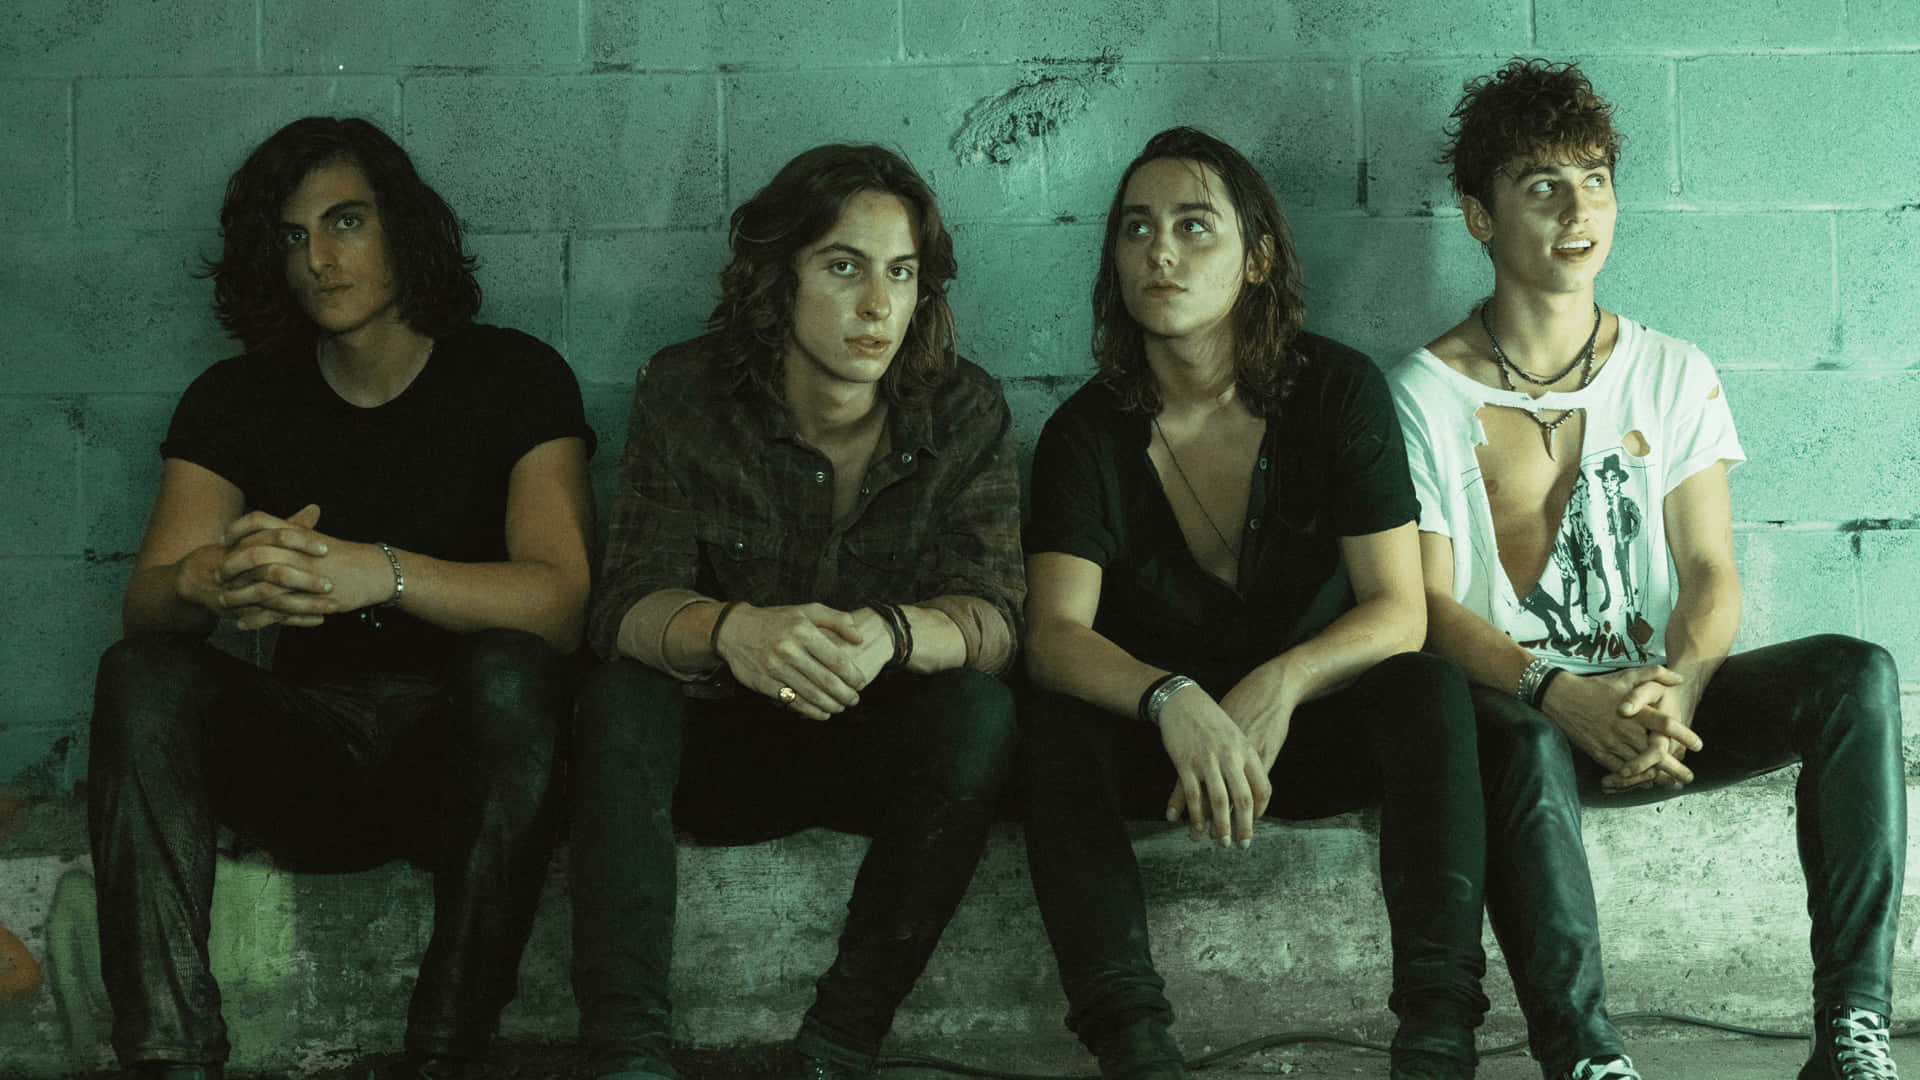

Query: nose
left=1146, top=226, right=1175, bottom=269
left=858, top=275, right=890, bottom=323
left=304, top=231, right=335, bottom=275
left=1561, top=188, right=1596, bottom=224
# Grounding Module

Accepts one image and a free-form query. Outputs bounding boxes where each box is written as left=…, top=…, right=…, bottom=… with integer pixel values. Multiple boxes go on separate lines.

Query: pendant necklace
left=1152, top=416, right=1241, bottom=559
left=1480, top=302, right=1601, bottom=458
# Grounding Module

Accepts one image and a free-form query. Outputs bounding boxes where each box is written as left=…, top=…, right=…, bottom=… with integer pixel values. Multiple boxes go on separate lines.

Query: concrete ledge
left=1, top=772, right=1915, bottom=1077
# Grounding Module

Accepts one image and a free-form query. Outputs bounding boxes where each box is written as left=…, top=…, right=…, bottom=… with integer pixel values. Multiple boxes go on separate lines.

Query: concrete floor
left=231, top=1031, right=1831, bottom=1080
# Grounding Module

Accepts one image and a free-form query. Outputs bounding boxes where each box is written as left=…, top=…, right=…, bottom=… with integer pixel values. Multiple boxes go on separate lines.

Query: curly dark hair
left=1092, top=127, right=1308, bottom=415
left=1442, top=58, right=1624, bottom=215
left=205, top=116, right=480, bottom=355
left=707, top=143, right=957, bottom=408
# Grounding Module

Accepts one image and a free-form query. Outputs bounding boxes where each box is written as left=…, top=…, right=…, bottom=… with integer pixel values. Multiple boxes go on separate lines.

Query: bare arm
left=217, top=436, right=595, bottom=651
left=1417, top=529, right=1700, bottom=782
left=124, top=459, right=253, bottom=635
left=1659, top=462, right=1740, bottom=691
left=1025, top=550, right=1268, bottom=849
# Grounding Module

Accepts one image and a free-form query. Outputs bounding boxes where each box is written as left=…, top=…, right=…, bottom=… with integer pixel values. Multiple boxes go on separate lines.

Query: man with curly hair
left=89, top=117, right=594, bottom=1080
left=570, top=143, right=1024, bottom=1080
left=1387, top=58, right=1905, bottom=1080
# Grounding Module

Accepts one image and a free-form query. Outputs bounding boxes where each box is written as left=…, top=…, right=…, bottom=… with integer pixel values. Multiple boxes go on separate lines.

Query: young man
left=1388, top=59, right=1905, bottom=1080
left=1020, top=127, right=1489, bottom=1080
left=572, top=143, right=1025, bottom=1080
left=89, top=117, right=594, bottom=1080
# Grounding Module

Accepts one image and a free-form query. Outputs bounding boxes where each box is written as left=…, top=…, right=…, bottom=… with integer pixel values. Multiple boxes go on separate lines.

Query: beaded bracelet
left=375, top=541, right=405, bottom=608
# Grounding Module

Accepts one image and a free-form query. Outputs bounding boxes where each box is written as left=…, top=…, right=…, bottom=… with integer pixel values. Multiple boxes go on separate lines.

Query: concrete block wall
left=3, top=0, right=1920, bottom=1074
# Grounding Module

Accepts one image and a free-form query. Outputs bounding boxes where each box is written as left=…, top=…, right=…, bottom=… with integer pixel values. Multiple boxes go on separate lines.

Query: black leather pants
left=1476, top=634, right=1905, bottom=1078
left=1021, top=652, right=1491, bottom=1069
left=569, top=661, right=1018, bottom=1079
left=87, top=629, right=565, bottom=1066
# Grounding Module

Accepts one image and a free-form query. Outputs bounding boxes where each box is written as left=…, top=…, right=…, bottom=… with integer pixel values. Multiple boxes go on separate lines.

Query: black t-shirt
left=1024, top=332, right=1418, bottom=692
left=161, top=323, right=593, bottom=680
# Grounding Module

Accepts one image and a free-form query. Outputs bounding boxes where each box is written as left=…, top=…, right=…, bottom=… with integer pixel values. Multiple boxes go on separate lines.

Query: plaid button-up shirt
left=589, top=334, right=1025, bottom=675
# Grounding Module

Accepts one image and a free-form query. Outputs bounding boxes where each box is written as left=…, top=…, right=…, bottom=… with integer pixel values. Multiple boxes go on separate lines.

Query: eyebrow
left=815, top=241, right=918, bottom=264
left=278, top=198, right=373, bottom=230
left=1121, top=201, right=1220, bottom=216
left=1512, top=158, right=1610, bottom=180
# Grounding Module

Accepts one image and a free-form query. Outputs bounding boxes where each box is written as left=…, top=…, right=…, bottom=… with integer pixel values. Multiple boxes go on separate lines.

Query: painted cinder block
left=0, top=398, right=83, bottom=557
left=263, top=0, right=579, bottom=72
left=0, top=233, right=229, bottom=395
left=1291, top=214, right=1488, bottom=361
left=0, top=0, right=253, bottom=77
left=469, top=232, right=568, bottom=355
left=0, top=558, right=123, bottom=780
left=75, top=77, right=401, bottom=229
left=404, top=75, right=722, bottom=232
left=725, top=67, right=1048, bottom=226
left=1680, top=55, right=1920, bottom=208
left=1044, top=62, right=1356, bottom=220
left=1218, top=0, right=1530, bottom=57
left=1604, top=211, right=1833, bottom=369
left=1847, top=0, right=1920, bottom=46
left=1722, top=371, right=1920, bottom=524
left=591, top=0, right=897, bottom=68
left=947, top=222, right=1100, bottom=381
left=566, top=230, right=727, bottom=387
left=905, top=0, right=1213, bottom=63
left=4, top=81, right=70, bottom=231
left=1858, top=531, right=1920, bottom=683
left=1537, top=0, right=1843, bottom=50
left=1837, top=210, right=1920, bottom=367
left=79, top=394, right=176, bottom=563
left=1730, top=529, right=1862, bottom=653
left=1360, top=57, right=1677, bottom=216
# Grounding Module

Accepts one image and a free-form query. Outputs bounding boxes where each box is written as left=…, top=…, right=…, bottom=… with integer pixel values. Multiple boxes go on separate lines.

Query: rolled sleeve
left=915, top=383, right=1026, bottom=674
left=589, top=369, right=703, bottom=662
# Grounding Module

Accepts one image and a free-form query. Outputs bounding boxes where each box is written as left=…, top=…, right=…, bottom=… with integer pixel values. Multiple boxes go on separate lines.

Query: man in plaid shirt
left=569, top=143, right=1026, bottom=1080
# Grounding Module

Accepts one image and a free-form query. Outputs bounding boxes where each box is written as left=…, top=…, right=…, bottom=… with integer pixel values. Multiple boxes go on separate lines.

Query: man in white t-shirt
left=1386, top=58, right=1905, bottom=1080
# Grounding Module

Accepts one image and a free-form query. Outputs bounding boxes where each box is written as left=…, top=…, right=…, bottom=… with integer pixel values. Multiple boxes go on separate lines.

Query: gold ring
left=777, top=686, right=798, bottom=705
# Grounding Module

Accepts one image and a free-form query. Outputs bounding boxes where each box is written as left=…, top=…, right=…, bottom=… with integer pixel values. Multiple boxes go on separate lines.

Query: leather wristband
left=707, top=601, right=741, bottom=663
left=1138, top=673, right=1197, bottom=728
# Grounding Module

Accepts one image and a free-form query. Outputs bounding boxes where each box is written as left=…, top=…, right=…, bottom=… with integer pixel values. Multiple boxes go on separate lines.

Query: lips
left=1552, top=239, right=1595, bottom=256
left=846, top=335, right=891, bottom=354
left=1143, top=280, right=1184, bottom=297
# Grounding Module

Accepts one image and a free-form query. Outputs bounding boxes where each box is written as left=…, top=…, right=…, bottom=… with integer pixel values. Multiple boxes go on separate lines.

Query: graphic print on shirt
left=1514, top=448, right=1655, bottom=665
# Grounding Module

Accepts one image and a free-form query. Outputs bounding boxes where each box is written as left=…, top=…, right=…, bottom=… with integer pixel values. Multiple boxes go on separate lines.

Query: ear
left=1462, top=195, right=1495, bottom=244
left=1245, top=233, right=1276, bottom=285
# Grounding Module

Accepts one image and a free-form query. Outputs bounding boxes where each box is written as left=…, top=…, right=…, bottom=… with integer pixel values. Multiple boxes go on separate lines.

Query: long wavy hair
left=205, top=116, right=481, bottom=355
left=707, top=144, right=957, bottom=408
left=1441, top=58, right=1624, bottom=215
left=1092, top=127, right=1308, bottom=415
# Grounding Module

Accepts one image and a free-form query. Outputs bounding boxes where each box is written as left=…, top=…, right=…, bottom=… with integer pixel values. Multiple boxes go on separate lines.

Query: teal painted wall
left=3, top=0, right=1918, bottom=787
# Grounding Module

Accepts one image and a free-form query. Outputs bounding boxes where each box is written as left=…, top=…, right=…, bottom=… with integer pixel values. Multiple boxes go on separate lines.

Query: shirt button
left=899, top=451, right=914, bottom=465
left=1248, top=517, right=1262, bottom=531
left=1257, top=456, right=1269, bottom=470
left=813, top=471, right=827, bottom=484
left=730, top=539, right=745, bottom=552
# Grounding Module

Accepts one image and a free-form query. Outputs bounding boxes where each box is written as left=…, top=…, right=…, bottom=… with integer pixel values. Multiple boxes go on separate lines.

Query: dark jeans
left=1476, top=634, right=1906, bottom=1078
left=1021, top=651, right=1490, bottom=1068
left=570, top=661, right=1018, bottom=1079
left=87, top=629, right=566, bottom=1066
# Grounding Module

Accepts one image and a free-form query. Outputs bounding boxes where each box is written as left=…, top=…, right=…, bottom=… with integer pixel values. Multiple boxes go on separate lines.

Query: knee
left=572, top=660, right=685, bottom=783
left=1363, top=652, right=1475, bottom=741
left=1472, top=687, right=1573, bottom=787
left=913, top=669, right=1018, bottom=799
left=1797, top=634, right=1901, bottom=740
left=91, top=633, right=216, bottom=749
left=451, top=629, right=560, bottom=716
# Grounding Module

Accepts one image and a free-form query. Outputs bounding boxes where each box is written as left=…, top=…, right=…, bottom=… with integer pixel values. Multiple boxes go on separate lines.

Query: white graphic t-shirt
left=1386, top=318, right=1746, bottom=674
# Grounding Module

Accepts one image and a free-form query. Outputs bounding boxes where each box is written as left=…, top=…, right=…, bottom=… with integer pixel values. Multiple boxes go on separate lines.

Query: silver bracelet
left=375, top=541, right=405, bottom=608
left=1143, top=674, right=1199, bottom=728
left=1515, top=655, right=1553, bottom=705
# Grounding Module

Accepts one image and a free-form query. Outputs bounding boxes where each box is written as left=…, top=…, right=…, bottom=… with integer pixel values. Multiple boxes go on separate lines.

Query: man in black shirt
left=88, top=117, right=594, bottom=1080
left=1020, top=128, right=1488, bottom=1080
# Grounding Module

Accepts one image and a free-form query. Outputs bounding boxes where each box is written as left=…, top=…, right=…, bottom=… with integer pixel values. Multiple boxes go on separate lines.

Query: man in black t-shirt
left=89, top=117, right=594, bottom=1080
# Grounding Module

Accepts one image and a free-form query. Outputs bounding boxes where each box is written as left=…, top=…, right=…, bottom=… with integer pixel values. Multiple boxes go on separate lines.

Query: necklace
left=1151, top=416, right=1241, bottom=559
left=1480, top=302, right=1601, bottom=458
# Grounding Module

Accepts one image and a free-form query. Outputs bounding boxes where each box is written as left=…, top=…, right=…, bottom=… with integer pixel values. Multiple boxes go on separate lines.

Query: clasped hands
left=1545, top=663, right=1705, bottom=793
left=1156, top=661, right=1292, bottom=853
left=710, top=603, right=894, bottom=722
left=185, top=504, right=392, bottom=630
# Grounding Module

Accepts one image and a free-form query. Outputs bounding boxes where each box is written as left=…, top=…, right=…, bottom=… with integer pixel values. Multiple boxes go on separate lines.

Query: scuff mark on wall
left=951, top=51, right=1121, bottom=165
